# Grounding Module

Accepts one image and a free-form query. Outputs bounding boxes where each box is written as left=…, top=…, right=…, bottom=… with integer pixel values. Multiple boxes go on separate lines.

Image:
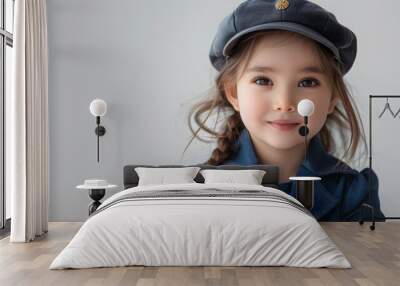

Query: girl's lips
left=268, top=121, right=300, bottom=131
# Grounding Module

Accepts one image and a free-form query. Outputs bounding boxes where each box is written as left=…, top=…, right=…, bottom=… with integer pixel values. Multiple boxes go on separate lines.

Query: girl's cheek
left=309, top=111, right=328, bottom=135
left=239, top=97, right=267, bottom=121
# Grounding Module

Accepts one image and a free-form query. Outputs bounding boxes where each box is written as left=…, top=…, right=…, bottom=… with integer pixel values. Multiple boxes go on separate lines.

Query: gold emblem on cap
left=275, top=0, right=289, bottom=10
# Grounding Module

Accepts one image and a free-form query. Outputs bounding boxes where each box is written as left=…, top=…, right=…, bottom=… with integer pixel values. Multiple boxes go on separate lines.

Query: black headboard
left=123, top=164, right=280, bottom=189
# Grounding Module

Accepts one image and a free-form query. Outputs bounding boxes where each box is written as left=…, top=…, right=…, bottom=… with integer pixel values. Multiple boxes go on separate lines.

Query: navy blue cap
left=209, top=0, right=357, bottom=75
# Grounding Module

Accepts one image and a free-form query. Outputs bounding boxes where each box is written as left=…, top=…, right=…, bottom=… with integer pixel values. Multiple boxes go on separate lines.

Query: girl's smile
left=267, top=120, right=301, bottom=131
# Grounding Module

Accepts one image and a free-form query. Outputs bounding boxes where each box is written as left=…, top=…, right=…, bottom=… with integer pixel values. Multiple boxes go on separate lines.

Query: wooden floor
left=0, top=221, right=399, bottom=286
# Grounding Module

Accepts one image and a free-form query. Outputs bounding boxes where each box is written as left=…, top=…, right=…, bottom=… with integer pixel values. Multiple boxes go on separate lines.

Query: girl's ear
left=225, top=85, right=240, bottom=112
left=328, top=95, right=339, bottom=114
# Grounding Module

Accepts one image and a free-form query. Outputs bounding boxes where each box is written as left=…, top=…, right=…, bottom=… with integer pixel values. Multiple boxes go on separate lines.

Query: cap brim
left=223, top=21, right=341, bottom=63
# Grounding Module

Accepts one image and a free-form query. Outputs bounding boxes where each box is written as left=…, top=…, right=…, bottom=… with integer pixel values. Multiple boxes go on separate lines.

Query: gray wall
left=47, top=0, right=400, bottom=221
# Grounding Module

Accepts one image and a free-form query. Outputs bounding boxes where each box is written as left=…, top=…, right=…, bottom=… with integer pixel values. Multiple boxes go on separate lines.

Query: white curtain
left=8, top=0, right=49, bottom=242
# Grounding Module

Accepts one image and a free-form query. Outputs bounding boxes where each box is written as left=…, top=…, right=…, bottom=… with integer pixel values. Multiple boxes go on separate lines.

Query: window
left=0, top=0, right=14, bottom=234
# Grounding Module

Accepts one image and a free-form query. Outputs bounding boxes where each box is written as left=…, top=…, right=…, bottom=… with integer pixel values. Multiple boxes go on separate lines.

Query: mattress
left=49, top=183, right=351, bottom=269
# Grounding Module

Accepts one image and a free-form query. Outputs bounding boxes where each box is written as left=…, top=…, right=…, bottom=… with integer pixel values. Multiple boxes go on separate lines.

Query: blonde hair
left=183, top=30, right=367, bottom=166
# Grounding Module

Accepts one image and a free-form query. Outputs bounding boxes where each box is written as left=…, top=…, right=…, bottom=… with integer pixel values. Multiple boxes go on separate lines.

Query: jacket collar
left=223, top=128, right=357, bottom=176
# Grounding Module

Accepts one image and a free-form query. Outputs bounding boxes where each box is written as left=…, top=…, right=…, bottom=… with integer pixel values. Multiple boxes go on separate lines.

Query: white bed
left=49, top=182, right=351, bottom=269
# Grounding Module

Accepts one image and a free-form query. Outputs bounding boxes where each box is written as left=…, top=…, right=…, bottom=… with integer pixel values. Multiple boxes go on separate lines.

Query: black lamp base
left=298, top=125, right=309, bottom=136
left=88, top=189, right=105, bottom=215
left=294, top=180, right=315, bottom=210
left=95, top=126, right=106, bottom=136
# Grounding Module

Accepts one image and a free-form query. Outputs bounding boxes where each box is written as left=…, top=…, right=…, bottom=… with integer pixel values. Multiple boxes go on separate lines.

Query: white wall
left=47, top=0, right=400, bottom=220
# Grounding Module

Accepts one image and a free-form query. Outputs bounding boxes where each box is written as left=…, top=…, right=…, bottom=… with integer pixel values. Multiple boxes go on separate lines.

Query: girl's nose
left=274, top=104, right=296, bottom=112
left=273, top=95, right=297, bottom=112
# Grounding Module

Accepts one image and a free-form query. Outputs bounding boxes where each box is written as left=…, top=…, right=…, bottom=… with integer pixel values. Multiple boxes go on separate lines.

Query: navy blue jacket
left=220, top=128, right=385, bottom=221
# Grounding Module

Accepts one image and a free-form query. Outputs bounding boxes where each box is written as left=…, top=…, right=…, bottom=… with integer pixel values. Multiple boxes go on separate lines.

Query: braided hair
left=207, top=112, right=244, bottom=165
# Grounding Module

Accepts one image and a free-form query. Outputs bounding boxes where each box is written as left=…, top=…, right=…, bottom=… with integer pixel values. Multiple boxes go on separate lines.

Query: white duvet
left=49, top=183, right=351, bottom=269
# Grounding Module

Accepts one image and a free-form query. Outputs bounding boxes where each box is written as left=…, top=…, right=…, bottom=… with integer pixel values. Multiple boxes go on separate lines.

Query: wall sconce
left=297, top=98, right=315, bottom=162
left=89, top=99, right=107, bottom=162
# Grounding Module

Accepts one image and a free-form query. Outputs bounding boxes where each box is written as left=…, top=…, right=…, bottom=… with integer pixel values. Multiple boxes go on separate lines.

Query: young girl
left=183, top=0, right=385, bottom=222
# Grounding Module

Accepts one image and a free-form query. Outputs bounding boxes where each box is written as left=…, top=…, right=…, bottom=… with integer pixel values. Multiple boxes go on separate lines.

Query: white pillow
left=135, top=167, right=201, bottom=186
left=200, top=169, right=266, bottom=185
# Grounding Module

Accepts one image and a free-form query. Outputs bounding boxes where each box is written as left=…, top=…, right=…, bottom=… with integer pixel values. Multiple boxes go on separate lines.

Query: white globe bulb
left=89, top=99, right=107, bottom=116
left=297, top=99, right=314, bottom=117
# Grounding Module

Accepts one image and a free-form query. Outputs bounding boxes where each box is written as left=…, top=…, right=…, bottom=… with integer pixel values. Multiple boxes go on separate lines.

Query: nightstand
left=76, top=179, right=118, bottom=215
left=289, top=176, right=321, bottom=210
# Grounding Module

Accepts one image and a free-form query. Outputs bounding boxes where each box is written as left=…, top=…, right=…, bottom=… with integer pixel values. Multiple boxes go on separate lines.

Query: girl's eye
left=252, top=77, right=320, bottom=88
left=299, top=78, right=320, bottom=88
left=254, top=77, right=272, bottom=86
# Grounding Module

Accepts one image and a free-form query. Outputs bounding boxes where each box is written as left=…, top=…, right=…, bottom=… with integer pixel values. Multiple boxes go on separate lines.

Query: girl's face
left=228, top=33, right=339, bottom=150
